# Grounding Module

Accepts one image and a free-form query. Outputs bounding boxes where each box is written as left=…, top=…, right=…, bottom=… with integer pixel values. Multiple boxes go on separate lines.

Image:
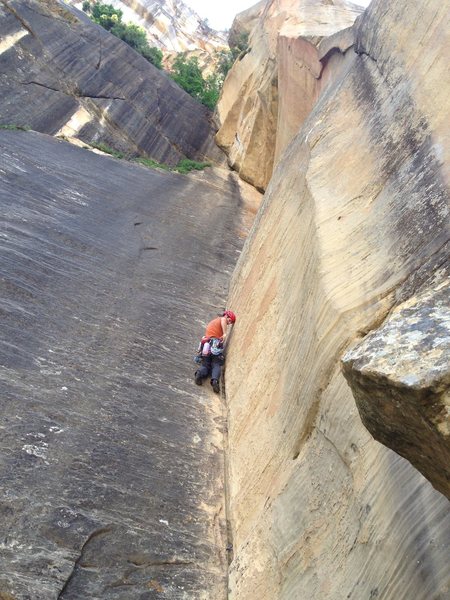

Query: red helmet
left=224, top=310, right=236, bottom=323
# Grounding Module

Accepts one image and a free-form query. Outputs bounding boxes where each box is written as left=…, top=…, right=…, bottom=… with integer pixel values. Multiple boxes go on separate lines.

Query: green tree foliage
left=82, top=2, right=250, bottom=109
left=110, top=21, right=149, bottom=55
left=90, top=2, right=122, bottom=30
left=229, top=31, right=250, bottom=59
left=139, top=45, right=163, bottom=67
left=170, top=54, right=221, bottom=110
left=215, top=49, right=234, bottom=80
left=171, top=54, right=204, bottom=98
left=202, top=74, right=221, bottom=110
left=215, top=32, right=250, bottom=80
left=134, top=157, right=211, bottom=173
left=82, top=2, right=162, bottom=69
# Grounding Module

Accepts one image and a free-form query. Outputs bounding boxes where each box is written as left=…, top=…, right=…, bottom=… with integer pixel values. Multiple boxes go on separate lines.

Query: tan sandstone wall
left=216, top=0, right=363, bottom=190
left=224, top=0, right=450, bottom=598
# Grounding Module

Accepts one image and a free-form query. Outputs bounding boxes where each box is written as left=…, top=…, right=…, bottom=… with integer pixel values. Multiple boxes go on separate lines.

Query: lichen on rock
left=342, top=275, right=450, bottom=499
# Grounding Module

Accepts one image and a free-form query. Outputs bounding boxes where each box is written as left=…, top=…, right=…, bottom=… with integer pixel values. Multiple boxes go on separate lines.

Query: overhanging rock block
left=342, top=276, right=450, bottom=499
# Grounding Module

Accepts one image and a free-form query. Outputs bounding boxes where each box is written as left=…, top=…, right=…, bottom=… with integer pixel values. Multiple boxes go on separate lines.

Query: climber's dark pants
left=197, top=354, right=224, bottom=381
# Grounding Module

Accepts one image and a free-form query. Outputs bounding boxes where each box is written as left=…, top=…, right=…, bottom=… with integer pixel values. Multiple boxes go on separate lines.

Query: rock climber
left=194, top=310, right=236, bottom=393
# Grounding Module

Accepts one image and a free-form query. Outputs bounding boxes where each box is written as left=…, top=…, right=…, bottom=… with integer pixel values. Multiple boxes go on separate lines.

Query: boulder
left=342, top=276, right=450, bottom=499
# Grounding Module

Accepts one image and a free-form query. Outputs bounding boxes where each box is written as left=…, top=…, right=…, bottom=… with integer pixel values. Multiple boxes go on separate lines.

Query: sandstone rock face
left=228, top=0, right=265, bottom=48
left=68, top=0, right=228, bottom=76
left=0, top=0, right=225, bottom=166
left=224, top=0, right=450, bottom=597
left=69, top=0, right=227, bottom=53
left=342, top=276, right=450, bottom=499
left=0, top=129, right=252, bottom=598
left=69, top=0, right=228, bottom=76
left=216, top=0, right=363, bottom=190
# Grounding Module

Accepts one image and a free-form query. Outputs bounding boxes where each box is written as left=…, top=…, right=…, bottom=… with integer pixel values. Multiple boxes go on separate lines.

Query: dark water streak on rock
left=0, top=0, right=225, bottom=166
left=0, top=130, right=241, bottom=599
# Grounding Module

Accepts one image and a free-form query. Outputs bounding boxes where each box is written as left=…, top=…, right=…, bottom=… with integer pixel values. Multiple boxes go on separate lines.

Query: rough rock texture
left=68, top=0, right=227, bottom=76
left=69, top=0, right=227, bottom=53
left=228, top=0, right=265, bottom=49
left=342, top=276, right=450, bottom=499
left=216, top=0, right=363, bottom=190
left=0, top=0, right=225, bottom=166
left=0, top=129, right=253, bottom=598
left=223, top=0, right=450, bottom=598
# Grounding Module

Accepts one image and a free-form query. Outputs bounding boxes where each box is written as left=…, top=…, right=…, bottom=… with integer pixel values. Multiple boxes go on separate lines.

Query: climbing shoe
left=194, top=371, right=203, bottom=386
left=211, top=379, right=220, bottom=394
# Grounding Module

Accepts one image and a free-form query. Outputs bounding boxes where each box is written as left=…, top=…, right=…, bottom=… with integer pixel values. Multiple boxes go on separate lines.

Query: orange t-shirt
left=205, top=316, right=224, bottom=339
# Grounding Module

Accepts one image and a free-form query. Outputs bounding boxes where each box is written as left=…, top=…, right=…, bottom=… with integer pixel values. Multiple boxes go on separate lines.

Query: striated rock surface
left=0, top=128, right=253, bottom=598
left=68, top=0, right=228, bottom=76
left=228, top=0, right=265, bottom=49
left=0, top=0, right=225, bottom=166
left=69, top=0, right=227, bottom=53
left=216, top=0, right=363, bottom=190
left=224, top=0, right=450, bottom=598
left=342, top=276, right=450, bottom=499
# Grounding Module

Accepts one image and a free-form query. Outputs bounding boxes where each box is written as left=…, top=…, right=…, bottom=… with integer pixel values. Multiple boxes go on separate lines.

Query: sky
left=185, top=0, right=372, bottom=31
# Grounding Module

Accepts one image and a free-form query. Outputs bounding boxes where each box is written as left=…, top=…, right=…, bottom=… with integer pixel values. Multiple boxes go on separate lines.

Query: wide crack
left=57, top=526, right=113, bottom=599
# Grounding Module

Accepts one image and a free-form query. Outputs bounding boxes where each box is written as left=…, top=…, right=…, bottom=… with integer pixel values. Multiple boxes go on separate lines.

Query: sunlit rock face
left=216, top=0, right=363, bottom=190
left=228, top=0, right=266, bottom=48
left=0, top=0, right=225, bottom=165
left=68, top=0, right=228, bottom=76
left=69, top=0, right=227, bottom=52
left=224, top=0, right=450, bottom=597
left=343, top=276, right=450, bottom=500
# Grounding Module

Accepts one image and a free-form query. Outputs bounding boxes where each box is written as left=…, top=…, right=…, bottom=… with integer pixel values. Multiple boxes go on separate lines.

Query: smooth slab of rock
left=0, top=130, right=245, bottom=599
left=342, top=277, right=450, bottom=499
left=68, top=0, right=227, bottom=54
left=67, top=0, right=228, bottom=77
left=0, top=0, right=225, bottom=166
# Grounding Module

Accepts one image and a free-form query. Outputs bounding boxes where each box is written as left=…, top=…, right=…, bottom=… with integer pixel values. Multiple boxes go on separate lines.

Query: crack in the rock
left=127, top=558, right=194, bottom=567
left=292, top=395, right=321, bottom=459
left=318, top=43, right=356, bottom=79
left=79, top=91, right=127, bottom=101
left=155, top=81, right=163, bottom=127
left=316, top=427, right=352, bottom=472
left=57, top=526, right=112, bottom=599
left=21, top=80, right=126, bottom=101
left=20, top=80, right=63, bottom=94
left=1, top=0, right=36, bottom=37
left=355, top=44, right=378, bottom=63
left=96, top=41, right=103, bottom=70
left=353, top=43, right=397, bottom=94
left=110, top=579, right=137, bottom=588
